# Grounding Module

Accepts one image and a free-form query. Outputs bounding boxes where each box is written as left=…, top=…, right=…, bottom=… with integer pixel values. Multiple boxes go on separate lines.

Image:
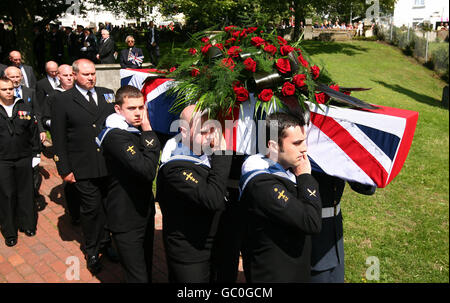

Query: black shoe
left=86, top=255, right=102, bottom=274
left=101, top=245, right=120, bottom=263
left=35, top=199, right=47, bottom=212
left=19, top=229, right=36, bottom=237
left=5, top=237, right=17, bottom=247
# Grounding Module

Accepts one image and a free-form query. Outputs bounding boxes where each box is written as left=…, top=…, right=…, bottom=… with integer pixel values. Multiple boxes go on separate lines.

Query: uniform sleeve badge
left=104, top=93, right=115, bottom=103
left=126, top=145, right=136, bottom=155
left=273, top=186, right=289, bottom=207
left=54, top=155, right=59, bottom=162
left=182, top=171, right=198, bottom=184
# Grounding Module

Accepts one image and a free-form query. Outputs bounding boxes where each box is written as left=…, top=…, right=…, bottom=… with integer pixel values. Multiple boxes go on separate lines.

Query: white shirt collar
left=75, top=84, right=97, bottom=104
left=47, top=75, right=59, bottom=89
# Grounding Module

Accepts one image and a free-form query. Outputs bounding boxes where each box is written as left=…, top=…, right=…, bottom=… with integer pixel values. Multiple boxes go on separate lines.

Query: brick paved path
left=0, top=153, right=245, bottom=283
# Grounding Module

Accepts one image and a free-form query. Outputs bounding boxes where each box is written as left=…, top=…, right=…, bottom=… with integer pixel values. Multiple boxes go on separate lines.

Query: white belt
left=322, top=203, right=340, bottom=219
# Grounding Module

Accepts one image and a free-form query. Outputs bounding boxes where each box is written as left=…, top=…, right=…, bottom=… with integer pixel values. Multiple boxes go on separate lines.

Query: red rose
left=297, top=54, right=309, bottom=68
left=188, top=48, right=197, bottom=55
left=224, top=25, right=237, bottom=32
left=169, top=67, right=177, bottom=73
left=240, top=29, right=248, bottom=38
left=282, top=82, right=296, bottom=96
left=258, top=89, right=274, bottom=102
left=201, top=44, right=212, bottom=55
left=234, top=86, right=249, bottom=102
left=293, top=74, right=307, bottom=87
left=280, top=45, right=295, bottom=56
left=247, top=27, right=258, bottom=33
left=232, top=30, right=240, bottom=38
left=227, top=46, right=242, bottom=58
left=295, top=47, right=302, bottom=54
left=251, top=37, right=265, bottom=47
left=201, top=37, right=210, bottom=44
left=315, top=92, right=329, bottom=104
left=275, top=58, right=291, bottom=74
left=264, top=44, right=277, bottom=56
left=329, top=84, right=340, bottom=92
left=221, top=57, right=235, bottom=70
left=232, top=80, right=242, bottom=88
left=277, top=36, right=287, bottom=45
left=311, top=65, right=320, bottom=79
left=225, top=38, right=236, bottom=46
left=214, top=43, right=224, bottom=51
left=243, top=57, right=256, bottom=72
left=191, top=68, right=200, bottom=77
left=344, top=91, right=351, bottom=96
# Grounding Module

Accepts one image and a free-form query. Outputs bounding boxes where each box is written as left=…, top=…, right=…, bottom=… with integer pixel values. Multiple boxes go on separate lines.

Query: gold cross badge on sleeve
left=183, top=171, right=198, bottom=184
left=145, top=139, right=154, bottom=147
left=127, top=145, right=136, bottom=155
left=274, top=187, right=289, bottom=202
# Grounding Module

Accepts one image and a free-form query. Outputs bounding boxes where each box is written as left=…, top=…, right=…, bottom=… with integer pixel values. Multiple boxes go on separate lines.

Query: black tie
left=87, top=91, right=97, bottom=106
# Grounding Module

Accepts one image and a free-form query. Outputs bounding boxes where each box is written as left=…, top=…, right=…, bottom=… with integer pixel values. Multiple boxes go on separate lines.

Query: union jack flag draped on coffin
left=121, top=69, right=418, bottom=188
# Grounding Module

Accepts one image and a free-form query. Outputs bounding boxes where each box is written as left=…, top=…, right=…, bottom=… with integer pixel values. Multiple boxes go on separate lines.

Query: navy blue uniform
left=310, top=171, right=376, bottom=283
left=0, top=98, right=39, bottom=242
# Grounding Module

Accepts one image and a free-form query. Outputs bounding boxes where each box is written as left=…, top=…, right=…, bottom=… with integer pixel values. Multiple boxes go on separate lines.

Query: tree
left=0, top=0, right=72, bottom=65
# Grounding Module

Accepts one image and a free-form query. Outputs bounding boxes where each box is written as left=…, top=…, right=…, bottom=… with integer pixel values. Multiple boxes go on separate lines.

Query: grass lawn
left=301, top=40, right=449, bottom=283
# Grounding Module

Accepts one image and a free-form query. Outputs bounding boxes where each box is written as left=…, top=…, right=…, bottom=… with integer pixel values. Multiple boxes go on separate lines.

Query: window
left=414, top=0, right=425, bottom=7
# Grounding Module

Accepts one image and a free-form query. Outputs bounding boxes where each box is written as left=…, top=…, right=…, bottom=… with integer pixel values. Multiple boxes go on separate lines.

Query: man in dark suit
left=49, top=24, right=64, bottom=65
left=36, top=61, right=59, bottom=112
left=74, top=25, right=85, bottom=60
left=0, top=63, right=6, bottom=76
left=80, top=29, right=98, bottom=63
left=98, top=85, right=160, bottom=282
left=119, top=36, right=144, bottom=69
left=8, top=51, right=37, bottom=89
left=145, top=21, right=160, bottom=67
left=96, top=29, right=116, bottom=64
left=51, top=59, right=117, bottom=274
left=42, top=64, right=79, bottom=223
left=33, top=25, right=46, bottom=76
left=65, top=27, right=78, bottom=63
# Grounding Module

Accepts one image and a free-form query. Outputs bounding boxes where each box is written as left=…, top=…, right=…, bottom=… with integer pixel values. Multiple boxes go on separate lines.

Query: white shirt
left=1, top=98, right=20, bottom=117
left=20, top=65, right=29, bottom=88
left=75, top=84, right=97, bottom=105
left=47, top=75, right=60, bottom=89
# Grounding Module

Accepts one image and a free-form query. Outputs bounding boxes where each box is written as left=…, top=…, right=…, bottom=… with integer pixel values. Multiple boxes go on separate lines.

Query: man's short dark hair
left=265, top=112, right=306, bottom=148
left=115, top=85, right=144, bottom=106
left=0, top=75, right=13, bottom=84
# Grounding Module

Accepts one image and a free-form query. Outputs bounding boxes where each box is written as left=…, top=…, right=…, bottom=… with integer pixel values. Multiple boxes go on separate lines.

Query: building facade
left=393, top=0, right=449, bottom=28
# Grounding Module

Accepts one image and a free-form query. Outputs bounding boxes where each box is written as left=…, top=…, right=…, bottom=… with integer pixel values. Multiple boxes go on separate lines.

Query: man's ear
left=114, top=104, right=121, bottom=114
left=267, top=140, right=279, bottom=152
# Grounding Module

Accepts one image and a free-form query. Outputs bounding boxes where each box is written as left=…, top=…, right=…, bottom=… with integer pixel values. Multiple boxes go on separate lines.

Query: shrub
left=431, top=44, right=449, bottom=74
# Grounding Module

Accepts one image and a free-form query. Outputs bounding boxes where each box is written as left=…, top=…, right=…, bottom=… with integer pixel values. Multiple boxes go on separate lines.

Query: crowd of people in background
left=0, top=18, right=190, bottom=79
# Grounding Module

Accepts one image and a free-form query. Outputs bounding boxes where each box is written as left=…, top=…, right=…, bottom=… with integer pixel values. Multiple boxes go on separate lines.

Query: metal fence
left=375, top=22, right=449, bottom=75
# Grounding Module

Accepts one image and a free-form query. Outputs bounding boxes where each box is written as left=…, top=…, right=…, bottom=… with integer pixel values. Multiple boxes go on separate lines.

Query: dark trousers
left=147, top=45, right=159, bottom=66
left=211, top=188, right=247, bottom=283
left=64, top=182, right=80, bottom=221
left=0, top=157, right=37, bottom=239
left=73, top=177, right=110, bottom=256
left=112, top=216, right=155, bottom=283
left=167, top=259, right=211, bottom=283
left=310, top=261, right=345, bottom=283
